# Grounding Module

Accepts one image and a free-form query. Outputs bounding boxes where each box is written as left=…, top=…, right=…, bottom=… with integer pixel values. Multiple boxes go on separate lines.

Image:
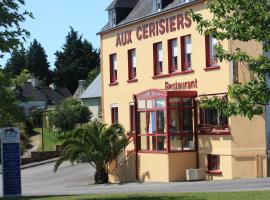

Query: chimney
left=27, top=76, right=39, bottom=87
left=78, top=80, right=85, bottom=87
left=49, top=83, right=57, bottom=90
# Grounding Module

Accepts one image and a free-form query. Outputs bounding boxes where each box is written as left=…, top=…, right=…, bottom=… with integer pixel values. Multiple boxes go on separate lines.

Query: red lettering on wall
left=170, top=16, right=176, bottom=32
left=149, top=23, right=156, bottom=37
left=165, top=79, right=198, bottom=90
left=116, top=12, right=193, bottom=47
left=143, top=24, right=149, bottom=39
left=159, top=19, right=165, bottom=35
left=136, top=26, right=143, bottom=41
left=185, top=14, right=192, bottom=28
left=115, top=30, right=133, bottom=47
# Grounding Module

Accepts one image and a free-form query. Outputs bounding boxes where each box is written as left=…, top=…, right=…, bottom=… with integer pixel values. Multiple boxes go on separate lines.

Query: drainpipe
left=265, top=49, right=270, bottom=177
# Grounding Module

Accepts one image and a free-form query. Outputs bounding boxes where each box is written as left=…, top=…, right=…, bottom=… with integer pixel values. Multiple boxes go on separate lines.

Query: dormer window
left=109, top=9, right=116, bottom=27
left=157, top=0, right=162, bottom=11
left=153, top=0, right=174, bottom=13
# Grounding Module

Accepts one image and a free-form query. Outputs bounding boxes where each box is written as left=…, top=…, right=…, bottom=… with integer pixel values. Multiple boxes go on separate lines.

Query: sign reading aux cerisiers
left=116, top=12, right=192, bottom=47
left=165, top=79, right=198, bottom=90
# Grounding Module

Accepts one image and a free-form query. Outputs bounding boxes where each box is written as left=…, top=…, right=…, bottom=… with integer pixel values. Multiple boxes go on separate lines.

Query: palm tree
left=53, top=120, right=128, bottom=184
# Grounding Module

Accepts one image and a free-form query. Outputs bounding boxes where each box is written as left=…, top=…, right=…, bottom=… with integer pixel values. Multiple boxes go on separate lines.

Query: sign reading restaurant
left=116, top=12, right=192, bottom=47
left=165, top=79, right=198, bottom=90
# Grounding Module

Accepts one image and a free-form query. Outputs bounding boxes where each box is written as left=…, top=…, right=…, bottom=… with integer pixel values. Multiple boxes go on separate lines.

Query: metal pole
left=41, top=111, right=44, bottom=152
left=265, top=49, right=270, bottom=177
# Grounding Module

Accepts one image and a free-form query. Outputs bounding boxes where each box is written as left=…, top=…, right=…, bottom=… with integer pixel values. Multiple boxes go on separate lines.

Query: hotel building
left=98, top=0, right=269, bottom=182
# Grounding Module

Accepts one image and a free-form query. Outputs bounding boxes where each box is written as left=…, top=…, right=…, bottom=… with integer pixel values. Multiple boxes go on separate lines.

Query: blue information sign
left=1, top=128, right=22, bottom=197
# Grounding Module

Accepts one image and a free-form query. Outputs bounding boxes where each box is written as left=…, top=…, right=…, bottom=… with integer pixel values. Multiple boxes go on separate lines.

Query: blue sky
left=0, top=0, right=112, bottom=69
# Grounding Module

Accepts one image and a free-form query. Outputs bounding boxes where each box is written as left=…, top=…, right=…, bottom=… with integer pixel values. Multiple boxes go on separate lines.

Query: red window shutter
left=109, top=55, right=113, bottom=83
left=181, top=36, right=185, bottom=71
left=128, top=50, right=132, bottom=80
left=168, top=40, right=172, bottom=73
left=205, top=35, right=210, bottom=68
left=153, top=43, right=157, bottom=75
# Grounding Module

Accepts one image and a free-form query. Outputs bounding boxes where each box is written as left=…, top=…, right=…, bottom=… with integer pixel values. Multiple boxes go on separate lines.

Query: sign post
left=1, top=127, right=22, bottom=197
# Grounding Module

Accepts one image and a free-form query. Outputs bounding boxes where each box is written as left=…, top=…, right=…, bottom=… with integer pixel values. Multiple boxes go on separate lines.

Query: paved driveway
left=1, top=162, right=270, bottom=196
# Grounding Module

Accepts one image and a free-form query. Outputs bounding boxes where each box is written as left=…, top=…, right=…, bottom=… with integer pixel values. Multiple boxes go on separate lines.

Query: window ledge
left=127, top=79, right=138, bottom=83
left=152, top=70, right=194, bottom=79
left=204, top=66, right=220, bottom=71
left=206, top=170, right=222, bottom=175
left=109, top=82, right=119, bottom=86
left=199, top=129, right=230, bottom=135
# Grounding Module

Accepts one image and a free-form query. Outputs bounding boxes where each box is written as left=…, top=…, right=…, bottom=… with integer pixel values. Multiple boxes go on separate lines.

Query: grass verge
left=3, top=191, right=270, bottom=200
left=34, top=128, right=63, bottom=151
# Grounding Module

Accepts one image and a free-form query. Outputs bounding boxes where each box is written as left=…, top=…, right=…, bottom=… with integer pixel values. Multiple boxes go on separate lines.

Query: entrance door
left=168, top=98, right=196, bottom=152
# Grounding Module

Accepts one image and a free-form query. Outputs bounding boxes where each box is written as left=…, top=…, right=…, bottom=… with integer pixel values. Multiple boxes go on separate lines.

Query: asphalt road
left=1, top=162, right=270, bottom=196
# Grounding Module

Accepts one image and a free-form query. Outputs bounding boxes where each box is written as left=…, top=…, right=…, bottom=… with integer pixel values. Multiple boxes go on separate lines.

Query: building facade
left=99, top=0, right=268, bottom=182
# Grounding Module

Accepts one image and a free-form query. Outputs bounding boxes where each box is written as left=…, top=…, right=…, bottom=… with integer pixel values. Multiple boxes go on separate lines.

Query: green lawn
left=3, top=191, right=270, bottom=200
left=34, top=128, right=63, bottom=151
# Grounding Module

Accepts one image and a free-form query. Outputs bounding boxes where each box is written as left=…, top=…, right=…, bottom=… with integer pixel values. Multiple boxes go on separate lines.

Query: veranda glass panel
left=156, top=99, right=165, bottom=108
left=157, top=110, right=166, bottom=134
left=140, top=136, right=148, bottom=150
left=157, top=136, right=167, bottom=150
left=169, top=109, right=181, bottom=134
left=170, top=135, right=182, bottom=151
left=149, top=135, right=156, bottom=151
left=183, top=98, right=193, bottom=107
left=139, top=112, right=147, bottom=133
left=183, top=135, right=195, bottom=150
left=183, top=109, right=193, bottom=132
left=147, top=112, right=156, bottom=134
left=138, top=100, right=146, bottom=109
left=169, top=98, right=181, bottom=109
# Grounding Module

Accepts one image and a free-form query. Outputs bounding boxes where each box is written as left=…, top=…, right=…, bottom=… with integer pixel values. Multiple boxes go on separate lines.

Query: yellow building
left=98, top=0, right=268, bottom=182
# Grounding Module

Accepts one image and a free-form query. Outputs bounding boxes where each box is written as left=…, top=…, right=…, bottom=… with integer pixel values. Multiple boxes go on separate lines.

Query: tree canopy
left=0, top=0, right=33, bottom=57
left=0, top=69, right=29, bottom=127
left=50, top=98, right=92, bottom=132
left=54, top=121, right=128, bottom=184
left=26, top=39, right=52, bottom=85
left=53, top=27, right=100, bottom=94
left=189, top=0, right=270, bottom=119
left=4, top=46, right=27, bottom=76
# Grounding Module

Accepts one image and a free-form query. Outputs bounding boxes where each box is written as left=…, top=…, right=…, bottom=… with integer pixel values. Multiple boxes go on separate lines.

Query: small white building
left=79, top=74, right=102, bottom=120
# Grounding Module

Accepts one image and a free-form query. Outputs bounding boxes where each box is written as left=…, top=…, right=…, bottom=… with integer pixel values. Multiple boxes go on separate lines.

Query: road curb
left=21, top=158, right=59, bottom=169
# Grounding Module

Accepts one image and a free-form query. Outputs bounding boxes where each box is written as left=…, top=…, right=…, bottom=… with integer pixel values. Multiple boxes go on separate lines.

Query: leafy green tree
left=189, top=0, right=270, bottom=119
left=0, top=0, right=33, bottom=57
left=26, top=39, right=52, bottom=85
left=4, top=46, right=27, bottom=76
left=53, top=27, right=100, bottom=94
left=85, top=66, right=100, bottom=86
left=54, top=120, right=128, bottom=184
left=50, top=98, right=92, bottom=132
left=0, top=69, right=29, bottom=127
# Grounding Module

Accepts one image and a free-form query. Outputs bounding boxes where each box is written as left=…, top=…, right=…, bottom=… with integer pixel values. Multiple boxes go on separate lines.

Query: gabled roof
left=19, top=82, right=47, bottom=101
left=99, top=0, right=198, bottom=33
left=38, top=87, right=68, bottom=104
left=106, top=0, right=139, bottom=11
left=56, top=88, right=72, bottom=98
left=80, top=74, right=101, bottom=99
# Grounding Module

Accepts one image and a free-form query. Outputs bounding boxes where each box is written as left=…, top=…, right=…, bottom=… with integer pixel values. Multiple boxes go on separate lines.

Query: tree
left=4, top=46, right=27, bottom=76
left=26, top=39, right=52, bottom=85
left=54, top=120, right=128, bottom=184
left=53, top=27, right=100, bottom=94
left=0, top=0, right=33, bottom=57
left=85, top=66, right=100, bottom=86
left=50, top=98, right=92, bottom=132
left=0, top=69, right=29, bottom=127
left=189, top=0, right=270, bottom=119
